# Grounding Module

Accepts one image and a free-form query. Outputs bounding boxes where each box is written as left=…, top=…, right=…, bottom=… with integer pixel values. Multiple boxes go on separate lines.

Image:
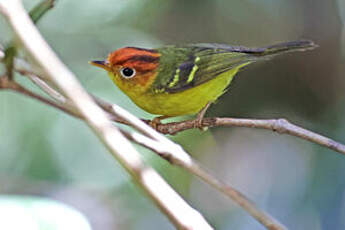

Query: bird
left=90, top=40, right=316, bottom=127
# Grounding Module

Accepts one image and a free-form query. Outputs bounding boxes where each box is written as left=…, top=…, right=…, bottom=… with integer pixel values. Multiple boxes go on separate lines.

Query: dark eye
left=120, top=67, right=136, bottom=78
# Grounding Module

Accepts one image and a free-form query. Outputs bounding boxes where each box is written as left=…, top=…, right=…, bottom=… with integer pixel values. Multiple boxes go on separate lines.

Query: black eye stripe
left=116, top=55, right=159, bottom=65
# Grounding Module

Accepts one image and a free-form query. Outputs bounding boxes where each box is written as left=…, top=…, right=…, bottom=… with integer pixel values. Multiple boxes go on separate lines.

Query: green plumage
left=93, top=40, right=316, bottom=116
left=152, top=40, right=316, bottom=93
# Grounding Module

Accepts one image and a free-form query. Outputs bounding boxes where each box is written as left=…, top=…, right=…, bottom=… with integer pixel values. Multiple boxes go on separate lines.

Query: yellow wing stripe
left=168, top=68, right=180, bottom=88
left=186, top=64, right=198, bottom=83
left=186, top=56, right=200, bottom=83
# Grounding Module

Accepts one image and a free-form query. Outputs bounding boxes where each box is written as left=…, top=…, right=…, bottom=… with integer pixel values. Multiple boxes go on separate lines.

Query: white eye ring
left=120, top=67, right=136, bottom=79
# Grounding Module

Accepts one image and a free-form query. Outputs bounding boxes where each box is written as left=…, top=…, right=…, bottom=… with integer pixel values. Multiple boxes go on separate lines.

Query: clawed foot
left=194, top=102, right=211, bottom=131
left=194, top=116, right=204, bottom=130
left=150, top=115, right=169, bottom=130
left=150, top=102, right=212, bottom=131
left=194, top=113, right=208, bottom=131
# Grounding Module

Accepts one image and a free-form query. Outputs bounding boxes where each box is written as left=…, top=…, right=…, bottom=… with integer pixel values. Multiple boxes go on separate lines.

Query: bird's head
left=90, top=47, right=161, bottom=94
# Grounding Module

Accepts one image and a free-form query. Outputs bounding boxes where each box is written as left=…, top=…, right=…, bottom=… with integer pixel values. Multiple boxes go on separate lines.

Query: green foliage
left=3, top=45, right=16, bottom=79
left=0, top=195, right=92, bottom=230
left=29, top=0, right=56, bottom=24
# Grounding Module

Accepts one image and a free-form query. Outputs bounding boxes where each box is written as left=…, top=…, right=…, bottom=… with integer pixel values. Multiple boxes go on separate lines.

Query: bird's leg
left=150, top=115, right=171, bottom=129
left=195, top=102, right=212, bottom=130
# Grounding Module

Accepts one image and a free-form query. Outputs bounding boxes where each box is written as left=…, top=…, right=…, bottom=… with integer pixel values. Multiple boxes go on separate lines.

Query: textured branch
left=0, top=48, right=289, bottom=230
left=3, top=1, right=341, bottom=229
left=0, top=77, right=81, bottom=118
left=0, top=1, right=213, bottom=229
left=3, top=34, right=344, bottom=230
left=152, top=117, right=345, bottom=156
left=3, top=45, right=343, bottom=158
left=122, top=130, right=286, bottom=230
left=1, top=73, right=288, bottom=230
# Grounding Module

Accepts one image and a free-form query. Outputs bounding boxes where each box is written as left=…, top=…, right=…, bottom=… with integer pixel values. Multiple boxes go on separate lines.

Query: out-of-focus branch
left=0, top=41, right=289, bottom=230
left=0, top=1, right=213, bottom=229
left=88, top=83, right=345, bottom=157
left=0, top=55, right=288, bottom=230
left=122, top=130, right=286, bottom=230
left=0, top=77, right=81, bottom=118
left=0, top=72, right=287, bottom=230
left=4, top=0, right=340, bottom=229
left=2, top=44, right=343, bottom=158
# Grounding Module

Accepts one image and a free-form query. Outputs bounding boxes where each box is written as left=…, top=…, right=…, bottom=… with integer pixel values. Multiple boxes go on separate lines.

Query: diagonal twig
left=1, top=62, right=288, bottom=230
left=0, top=77, right=81, bottom=118
left=2, top=46, right=344, bottom=157
left=3, top=38, right=344, bottom=229
left=0, top=1, right=213, bottom=229
left=0, top=74, right=287, bottom=230
left=2, top=1, right=344, bottom=229
left=0, top=45, right=289, bottom=230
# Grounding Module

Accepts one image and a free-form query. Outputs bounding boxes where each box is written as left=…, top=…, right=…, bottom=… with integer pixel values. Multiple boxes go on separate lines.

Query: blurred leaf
left=0, top=195, right=92, bottom=230
left=337, top=0, right=345, bottom=24
left=3, top=45, right=16, bottom=79
left=29, top=0, right=56, bottom=24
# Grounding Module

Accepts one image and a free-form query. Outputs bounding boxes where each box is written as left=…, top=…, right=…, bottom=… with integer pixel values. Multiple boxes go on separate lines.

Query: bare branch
left=1, top=70, right=289, bottom=230
left=3, top=33, right=342, bottom=228
left=20, top=70, right=66, bottom=102
left=7, top=44, right=344, bottom=159
left=3, top=39, right=340, bottom=229
left=0, top=1, right=213, bottom=229
left=0, top=77, right=81, bottom=118
left=95, top=97, right=287, bottom=230
left=1, top=66, right=289, bottom=230
left=1, top=57, right=289, bottom=230
left=90, top=89, right=345, bottom=157
left=3, top=1, right=341, bottom=229
left=152, top=117, right=345, bottom=156
left=122, top=129, right=287, bottom=230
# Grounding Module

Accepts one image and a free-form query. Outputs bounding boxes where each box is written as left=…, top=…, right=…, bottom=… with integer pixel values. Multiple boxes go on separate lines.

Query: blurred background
left=1, top=0, right=345, bottom=229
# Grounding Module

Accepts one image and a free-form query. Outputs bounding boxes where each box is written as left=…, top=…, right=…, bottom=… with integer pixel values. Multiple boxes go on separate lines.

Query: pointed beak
left=89, top=60, right=111, bottom=71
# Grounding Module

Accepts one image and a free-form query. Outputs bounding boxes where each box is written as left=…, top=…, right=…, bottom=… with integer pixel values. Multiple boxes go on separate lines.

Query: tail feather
left=258, top=40, right=318, bottom=56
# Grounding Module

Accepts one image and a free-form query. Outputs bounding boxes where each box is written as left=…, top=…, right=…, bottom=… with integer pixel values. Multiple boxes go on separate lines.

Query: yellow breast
left=110, top=66, right=242, bottom=117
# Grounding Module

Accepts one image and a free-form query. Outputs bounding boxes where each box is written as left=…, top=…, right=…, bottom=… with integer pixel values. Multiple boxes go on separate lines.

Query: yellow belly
left=126, top=67, right=241, bottom=116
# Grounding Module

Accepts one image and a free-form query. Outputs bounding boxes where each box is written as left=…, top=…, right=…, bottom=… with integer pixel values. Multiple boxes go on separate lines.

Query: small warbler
left=90, top=40, right=316, bottom=125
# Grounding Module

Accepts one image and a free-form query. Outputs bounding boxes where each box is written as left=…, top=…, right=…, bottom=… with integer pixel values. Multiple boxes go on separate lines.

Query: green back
left=151, top=40, right=316, bottom=93
left=152, top=44, right=252, bottom=93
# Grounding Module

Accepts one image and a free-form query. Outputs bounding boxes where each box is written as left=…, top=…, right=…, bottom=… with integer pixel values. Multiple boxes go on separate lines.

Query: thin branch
left=152, top=117, right=345, bottom=156
left=20, top=70, right=66, bottom=102
left=1, top=70, right=288, bottom=230
left=1, top=48, right=289, bottom=230
left=0, top=77, right=81, bottom=118
left=95, top=98, right=287, bottom=229
left=3, top=37, right=343, bottom=229
left=4, top=45, right=344, bottom=158
left=2, top=1, right=341, bottom=229
left=122, top=130, right=286, bottom=230
left=90, top=89, right=345, bottom=157
left=3, top=40, right=343, bottom=230
left=0, top=1, right=213, bottom=229
left=0, top=74, right=288, bottom=230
